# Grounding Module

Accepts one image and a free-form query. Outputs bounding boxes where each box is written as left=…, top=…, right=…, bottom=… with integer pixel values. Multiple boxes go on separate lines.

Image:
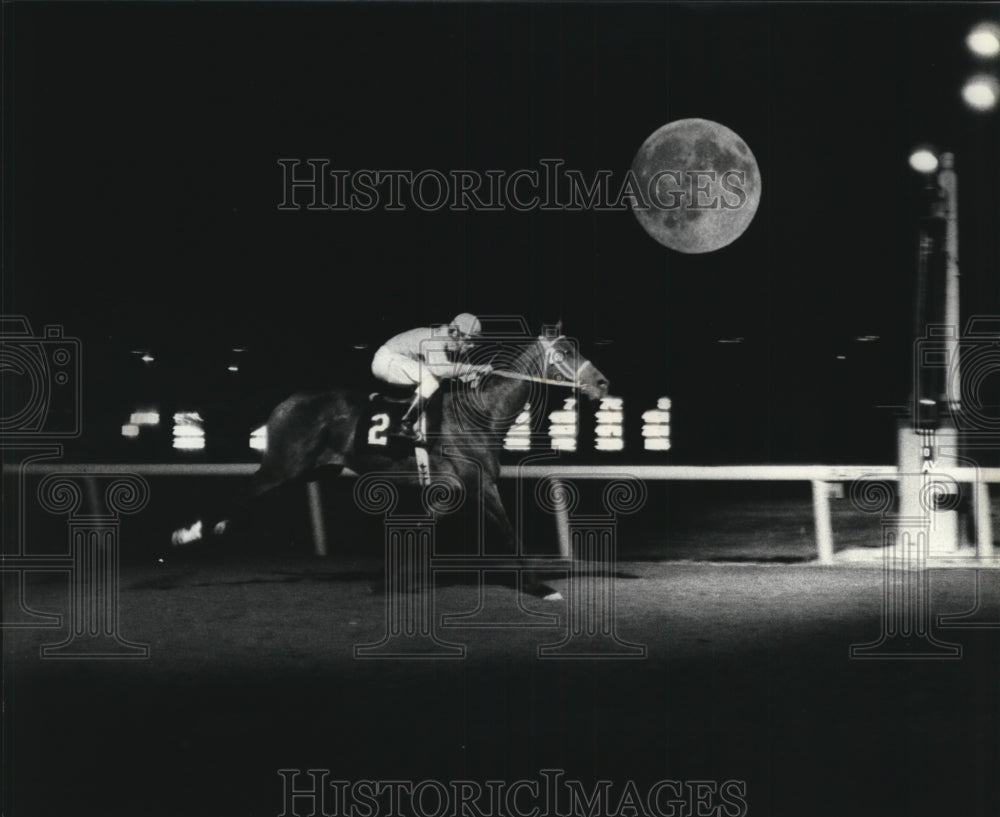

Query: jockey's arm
left=421, top=338, right=491, bottom=379
left=422, top=360, right=492, bottom=379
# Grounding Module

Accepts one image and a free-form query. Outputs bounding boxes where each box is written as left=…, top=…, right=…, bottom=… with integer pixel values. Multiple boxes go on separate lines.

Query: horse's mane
left=439, top=336, right=546, bottom=434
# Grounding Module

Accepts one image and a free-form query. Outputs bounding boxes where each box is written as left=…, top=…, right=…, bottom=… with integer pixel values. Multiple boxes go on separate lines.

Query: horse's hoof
left=543, top=591, right=563, bottom=602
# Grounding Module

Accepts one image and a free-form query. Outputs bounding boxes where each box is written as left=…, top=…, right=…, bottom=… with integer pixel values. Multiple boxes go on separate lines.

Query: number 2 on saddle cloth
left=363, top=388, right=444, bottom=452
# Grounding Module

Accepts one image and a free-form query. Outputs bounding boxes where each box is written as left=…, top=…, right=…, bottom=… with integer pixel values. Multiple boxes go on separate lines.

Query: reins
left=477, top=336, right=585, bottom=390
left=490, top=370, right=580, bottom=388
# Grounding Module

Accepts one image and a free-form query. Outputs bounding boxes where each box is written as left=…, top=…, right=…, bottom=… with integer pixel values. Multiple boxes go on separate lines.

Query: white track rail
left=9, top=462, right=999, bottom=563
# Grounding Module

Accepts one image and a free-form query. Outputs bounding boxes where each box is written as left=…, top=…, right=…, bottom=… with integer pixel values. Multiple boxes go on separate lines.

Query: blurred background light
left=962, top=74, right=1000, bottom=111
left=967, top=22, right=1000, bottom=58
left=908, top=147, right=939, bottom=173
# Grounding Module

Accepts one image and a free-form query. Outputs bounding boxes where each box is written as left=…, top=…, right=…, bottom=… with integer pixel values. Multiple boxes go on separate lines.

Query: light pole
left=939, top=153, right=961, bottom=415
left=896, top=19, right=999, bottom=557
left=899, top=147, right=963, bottom=556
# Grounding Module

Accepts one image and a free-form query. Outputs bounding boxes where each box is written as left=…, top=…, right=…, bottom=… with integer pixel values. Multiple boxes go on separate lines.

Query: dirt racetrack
left=5, top=542, right=1000, bottom=817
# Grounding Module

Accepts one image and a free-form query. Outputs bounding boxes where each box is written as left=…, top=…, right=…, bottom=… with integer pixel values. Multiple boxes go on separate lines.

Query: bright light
left=595, top=397, right=624, bottom=453
left=227, top=364, right=239, bottom=372
left=908, top=148, right=939, bottom=174
left=130, top=411, right=160, bottom=426
left=173, top=412, right=205, bottom=452
left=172, top=437, right=205, bottom=450
left=962, top=75, right=1000, bottom=111
left=504, top=438, right=531, bottom=451
left=249, top=425, right=268, bottom=452
left=141, top=353, right=154, bottom=364
left=549, top=397, right=577, bottom=452
left=968, top=23, right=1000, bottom=58
left=121, top=424, right=139, bottom=438
left=504, top=403, right=532, bottom=451
left=643, top=399, right=672, bottom=452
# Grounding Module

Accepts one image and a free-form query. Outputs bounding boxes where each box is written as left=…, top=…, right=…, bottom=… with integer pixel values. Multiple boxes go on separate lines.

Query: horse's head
left=445, top=326, right=609, bottom=437
left=537, top=333, right=610, bottom=401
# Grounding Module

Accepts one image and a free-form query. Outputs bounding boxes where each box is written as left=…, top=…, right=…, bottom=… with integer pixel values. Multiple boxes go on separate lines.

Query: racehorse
left=171, top=330, right=610, bottom=600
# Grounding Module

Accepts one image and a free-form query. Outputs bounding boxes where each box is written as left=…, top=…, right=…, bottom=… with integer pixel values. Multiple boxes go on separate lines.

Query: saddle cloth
left=361, top=391, right=434, bottom=485
left=361, top=389, right=440, bottom=449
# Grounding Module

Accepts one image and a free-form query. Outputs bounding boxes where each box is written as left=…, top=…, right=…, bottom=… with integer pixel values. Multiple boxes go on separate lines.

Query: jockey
left=371, top=312, right=492, bottom=440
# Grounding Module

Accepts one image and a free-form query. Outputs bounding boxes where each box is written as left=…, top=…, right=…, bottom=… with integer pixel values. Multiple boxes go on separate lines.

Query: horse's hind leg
left=171, top=391, right=348, bottom=551
left=481, top=482, right=562, bottom=601
left=170, top=462, right=295, bottom=549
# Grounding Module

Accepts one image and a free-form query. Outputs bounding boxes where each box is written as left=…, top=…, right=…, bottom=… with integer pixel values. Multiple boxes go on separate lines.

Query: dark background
left=5, top=2, right=1000, bottom=463
left=6, top=9, right=1000, bottom=817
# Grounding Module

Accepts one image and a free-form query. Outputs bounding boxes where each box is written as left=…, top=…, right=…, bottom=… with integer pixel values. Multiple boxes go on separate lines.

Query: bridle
left=490, top=336, right=592, bottom=390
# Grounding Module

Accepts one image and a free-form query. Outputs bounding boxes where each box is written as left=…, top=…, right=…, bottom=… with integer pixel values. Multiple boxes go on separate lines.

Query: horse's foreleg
left=481, top=482, right=562, bottom=601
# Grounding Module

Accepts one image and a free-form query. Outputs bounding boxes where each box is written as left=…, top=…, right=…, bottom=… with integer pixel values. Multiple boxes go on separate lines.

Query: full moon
left=630, top=118, right=762, bottom=253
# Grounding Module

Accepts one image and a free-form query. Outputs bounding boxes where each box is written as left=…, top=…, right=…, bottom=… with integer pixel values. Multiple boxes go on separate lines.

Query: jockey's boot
left=395, top=394, right=425, bottom=442
left=396, top=417, right=420, bottom=441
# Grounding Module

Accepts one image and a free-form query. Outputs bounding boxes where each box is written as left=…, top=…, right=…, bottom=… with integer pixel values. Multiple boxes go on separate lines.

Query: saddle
left=367, top=385, right=413, bottom=405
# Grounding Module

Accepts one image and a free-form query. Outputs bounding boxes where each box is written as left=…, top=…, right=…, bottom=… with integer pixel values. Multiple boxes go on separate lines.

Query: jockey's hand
left=460, top=364, right=492, bottom=386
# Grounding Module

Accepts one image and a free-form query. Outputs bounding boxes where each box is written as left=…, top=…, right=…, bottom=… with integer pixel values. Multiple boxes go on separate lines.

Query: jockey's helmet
left=450, top=313, right=482, bottom=338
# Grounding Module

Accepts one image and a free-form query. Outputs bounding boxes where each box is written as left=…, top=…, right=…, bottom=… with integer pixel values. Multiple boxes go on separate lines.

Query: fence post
left=306, top=481, right=328, bottom=556
left=974, top=479, right=994, bottom=562
left=811, top=480, right=835, bottom=565
left=551, top=478, right=572, bottom=558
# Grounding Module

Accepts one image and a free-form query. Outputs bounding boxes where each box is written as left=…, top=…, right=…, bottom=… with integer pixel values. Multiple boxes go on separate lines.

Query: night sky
left=6, top=2, right=1000, bottom=462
